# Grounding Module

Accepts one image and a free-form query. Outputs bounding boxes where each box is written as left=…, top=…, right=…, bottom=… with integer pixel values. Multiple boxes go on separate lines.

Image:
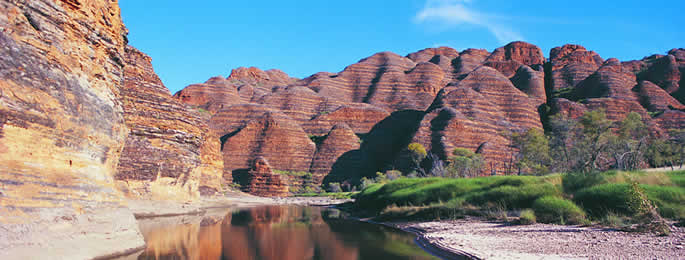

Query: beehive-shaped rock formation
left=245, top=157, right=289, bottom=197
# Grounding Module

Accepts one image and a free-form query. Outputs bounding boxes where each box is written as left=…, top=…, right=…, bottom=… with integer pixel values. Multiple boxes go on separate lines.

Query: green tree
left=671, top=129, right=685, bottom=169
left=574, top=110, right=614, bottom=173
left=607, top=112, right=649, bottom=170
left=512, top=128, right=552, bottom=175
left=548, top=114, right=577, bottom=172
left=447, top=148, right=484, bottom=177
left=648, top=129, right=685, bottom=169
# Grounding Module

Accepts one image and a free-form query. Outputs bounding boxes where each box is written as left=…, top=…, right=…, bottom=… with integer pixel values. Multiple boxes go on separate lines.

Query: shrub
left=533, top=196, right=586, bottom=224
left=386, top=170, right=402, bottom=181
left=407, top=143, right=428, bottom=162
left=601, top=212, right=628, bottom=228
left=327, top=182, right=342, bottom=193
left=375, top=172, right=388, bottom=183
left=518, top=209, right=537, bottom=225
left=447, top=148, right=484, bottom=177
left=359, top=177, right=375, bottom=190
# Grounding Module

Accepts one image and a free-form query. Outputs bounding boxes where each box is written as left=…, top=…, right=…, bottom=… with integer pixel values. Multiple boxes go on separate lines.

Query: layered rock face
left=300, top=52, right=441, bottom=111
left=636, top=81, right=685, bottom=111
left=217, top=105, right=316, bottom=178
left=412, top=66, right=543, bottom=173
left=0, top=0, right=144, bottom=257
left=171, top=67, right=297, bottom=114
left=172, top=76, right=242, bottom=113
left=245, top=157, right=289, bottom=197
left=177, top=41, right=684, bottom=186
left=117, top=46, right=224, bottom=199
left=309, top=124, right=361, bottom=184
left=550, top=44, right=604, bottom=91
left=485, top=41, right=546, bottom=77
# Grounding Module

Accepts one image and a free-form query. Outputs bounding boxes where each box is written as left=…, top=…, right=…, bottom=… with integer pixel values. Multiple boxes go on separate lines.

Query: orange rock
left=172, top=76, right=242, bottom=113
left=117, top=46, right=225, bottom=198
left=0, top=0, right=145, bottom=256
left=218, top=106, right=316, bottom=181
left=245, top=157, right=289, bottom=197
left=550, top=44, right=604, bottom=91
left=414, top=66, right=542, bottom=174
left=304, top=104, right=390, bottom=135
left=635, top=81, right=685, bottom=111
left=310, top=124, right=361, bottom=184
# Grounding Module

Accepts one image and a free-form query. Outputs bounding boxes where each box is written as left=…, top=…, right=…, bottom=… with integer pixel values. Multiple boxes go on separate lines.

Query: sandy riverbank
left=389, top=217, right=684, bottom=259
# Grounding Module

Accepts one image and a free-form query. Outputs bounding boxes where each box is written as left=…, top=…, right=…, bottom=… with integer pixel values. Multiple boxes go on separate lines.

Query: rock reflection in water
left=135, top=206, right=440, bottom=260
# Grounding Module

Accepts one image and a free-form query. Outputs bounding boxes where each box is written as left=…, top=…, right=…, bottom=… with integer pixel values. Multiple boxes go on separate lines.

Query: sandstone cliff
left=0, top=0, right=143, bottom=257
left=117, top=46, right=225, bottom=199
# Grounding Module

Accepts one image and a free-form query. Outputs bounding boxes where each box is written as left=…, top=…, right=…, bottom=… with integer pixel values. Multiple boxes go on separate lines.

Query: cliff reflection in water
left=136, top=206, right=440, bottom=260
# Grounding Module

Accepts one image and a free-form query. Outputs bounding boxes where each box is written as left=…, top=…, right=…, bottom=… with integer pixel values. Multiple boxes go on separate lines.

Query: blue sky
left=120, top=0, right=684, bottom=94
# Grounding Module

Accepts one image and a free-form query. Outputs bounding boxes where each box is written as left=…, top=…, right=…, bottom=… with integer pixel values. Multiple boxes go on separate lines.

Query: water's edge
left=99, top=201, right=477, bottom=260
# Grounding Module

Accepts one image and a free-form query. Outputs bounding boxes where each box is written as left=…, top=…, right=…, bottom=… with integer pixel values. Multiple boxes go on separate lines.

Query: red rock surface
left=117, top=46, right=225, bottom=198
left=172, top=67, right=298, bottom=113
left=407, top=46, right=460, bottom=63
left=550, top=98, right=589, bottom=119
left=300, top=51, right=441, bottom=111
left=640, top=55, right=681, bottom=93
left=583, top=98, right=651, bottom=122
left=635, top=81, right=685, bottom=111
left=452, top=48, right=491, bottom=78
left=172, top=76, right=242, bottom=113
left=574, top=58, right=638, bottom=101
left=550, top=44, right=604, bottom=91
left=309, top=124, right=361, bottom=184
left=256, top=86, right=344, bottom=125
left=218, top=107, right=316, bottom=179
left=488, top=41, right=546, bottom=66
left=655, top=110, right=685, bottom=131
left=3, top=0, right=681, bottom=257
left=511, top=65, right=547, bottom=104
left=303, top=104, right=390, bottom=135
left=485, top=41, right=545, bottom=77
left=245, top=157, right=289, bottom=197
left=413, top=66, right=543, bottom=174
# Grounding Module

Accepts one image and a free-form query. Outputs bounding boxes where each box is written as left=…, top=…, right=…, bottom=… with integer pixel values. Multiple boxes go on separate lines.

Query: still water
left=124, top=206, right=446, bottom=260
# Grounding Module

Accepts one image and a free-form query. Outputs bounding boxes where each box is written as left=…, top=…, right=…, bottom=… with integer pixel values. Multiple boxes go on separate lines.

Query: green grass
left=666, top=170, right=685, bottom=187
left=465, top=183, right=560, bottom=209
left=574, top=183, right=637, bottom=216
left=355, top=170, right=685, bottom=225
left=518, top=209, right=537, bottom=225
left=356, top=175, right=560, bottom=212
left=294, top=192, right=357, bottom=199
left=273, top=170, right=313, bottom=178
left=533, top=196, right=586, bottom=224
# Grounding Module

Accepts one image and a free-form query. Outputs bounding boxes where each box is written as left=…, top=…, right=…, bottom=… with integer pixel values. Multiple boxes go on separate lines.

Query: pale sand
left=389, top=217, right=684, bottom=260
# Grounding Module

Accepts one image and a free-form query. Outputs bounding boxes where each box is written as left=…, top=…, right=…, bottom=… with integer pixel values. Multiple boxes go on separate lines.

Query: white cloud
left=414, top=0, right=524, bottom=44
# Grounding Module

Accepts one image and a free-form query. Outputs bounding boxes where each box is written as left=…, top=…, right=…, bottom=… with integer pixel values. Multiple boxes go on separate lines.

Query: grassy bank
left=354, top=170, right=684, bottom=231
left=294, top=192, right=357, bottom=199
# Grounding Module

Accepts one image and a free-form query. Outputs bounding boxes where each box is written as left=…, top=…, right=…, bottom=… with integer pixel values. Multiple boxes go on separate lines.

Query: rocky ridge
left=175, top=42, right=685, bottom=193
